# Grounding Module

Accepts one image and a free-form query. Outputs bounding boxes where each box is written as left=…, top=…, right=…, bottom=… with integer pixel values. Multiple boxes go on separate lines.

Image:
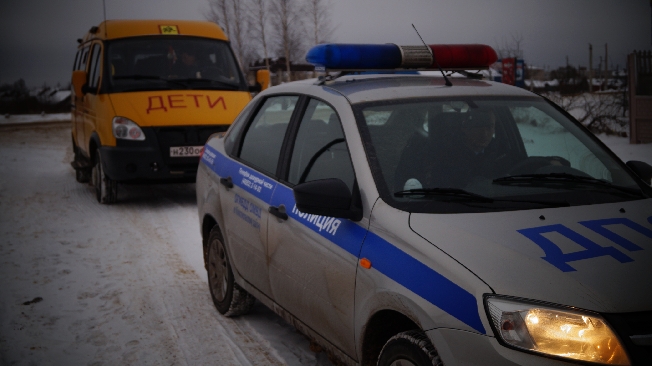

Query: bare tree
left=248, top=0, right=271, bottom=71
left=305, top=0, right=334, bottom=46
left=230, top=0, right=251, bottom=71
left=206, top=0, right=231, bottom=38
left=543, top=92, right=628, bottom=135
left=269, top=0, right=306, bottom=82
left=495, top=32, right=524, bottom=60
left=206, top=0, right=252, bottom=71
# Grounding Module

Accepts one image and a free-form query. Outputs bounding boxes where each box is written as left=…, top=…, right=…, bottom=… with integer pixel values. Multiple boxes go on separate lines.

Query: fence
left=629, top=51, right=652, bottom=143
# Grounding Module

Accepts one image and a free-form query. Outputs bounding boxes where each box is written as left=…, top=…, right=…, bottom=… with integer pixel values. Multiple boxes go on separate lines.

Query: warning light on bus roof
left=306, top=44, right=497, bottom=71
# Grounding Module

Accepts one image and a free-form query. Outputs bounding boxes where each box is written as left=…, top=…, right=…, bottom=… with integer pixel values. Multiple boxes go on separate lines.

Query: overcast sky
left=0, top=0, right=649, bottom=88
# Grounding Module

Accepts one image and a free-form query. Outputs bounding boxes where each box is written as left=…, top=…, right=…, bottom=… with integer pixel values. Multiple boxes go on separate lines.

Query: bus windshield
left=106, top=37, right=246, bottom=92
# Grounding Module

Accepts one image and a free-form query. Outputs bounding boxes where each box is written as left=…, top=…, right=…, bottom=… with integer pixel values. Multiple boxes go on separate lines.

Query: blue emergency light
left=306, top=43, right=497, bottom=71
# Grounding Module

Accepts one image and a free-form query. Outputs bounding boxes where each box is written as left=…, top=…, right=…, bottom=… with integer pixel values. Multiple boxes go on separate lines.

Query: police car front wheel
left=377, top=330, right=443, bottom=366
left=207, top=226, right=255, bottom=317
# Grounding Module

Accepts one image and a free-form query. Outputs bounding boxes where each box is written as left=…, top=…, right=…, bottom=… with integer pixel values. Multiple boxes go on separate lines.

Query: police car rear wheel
left=377, top=330, right=443, bottom=366
left=207, top=227, right=255, bottom=316
left=92, top=151, right=117, bottom=204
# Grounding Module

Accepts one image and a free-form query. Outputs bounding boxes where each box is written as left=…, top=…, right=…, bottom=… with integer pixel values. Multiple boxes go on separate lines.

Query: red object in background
left=502, top=58, right=515, bottom=85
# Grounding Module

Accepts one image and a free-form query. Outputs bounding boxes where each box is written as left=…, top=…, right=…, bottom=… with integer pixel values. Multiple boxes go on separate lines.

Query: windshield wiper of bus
left=112, top=74, right=190, bottom=89
left=394, top=187, right=570, bottom=207
left=492, top=173, right=644, bottom=197
left=170, top=78, right=240, bottom=90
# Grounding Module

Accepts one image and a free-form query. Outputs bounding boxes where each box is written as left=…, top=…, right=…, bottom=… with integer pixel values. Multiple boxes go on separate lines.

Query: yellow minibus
left=71, top=20, right=269, bottom=203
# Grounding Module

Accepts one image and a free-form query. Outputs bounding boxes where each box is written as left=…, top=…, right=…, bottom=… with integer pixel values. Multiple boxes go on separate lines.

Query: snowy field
left=0, top=119, right=650, bottom=365
left=0, top=113, right=72, bottom=127
left=0, top=124, right=332, bottom=365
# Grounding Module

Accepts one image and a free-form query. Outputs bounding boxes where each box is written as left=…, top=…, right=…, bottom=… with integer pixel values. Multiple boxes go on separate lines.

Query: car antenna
left=411, top=24, right=452, bottom=86
left=102, top=0, right=108, bottom=38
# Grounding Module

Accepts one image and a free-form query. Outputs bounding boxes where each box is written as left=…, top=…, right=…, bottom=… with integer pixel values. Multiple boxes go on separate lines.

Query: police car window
left=288, top=99, right=355, bottom=191
left=239, top=95, right=298, bottom=176
left=355, top=97, right=642, bottom=213
left=224, top=101, right=256, bottom=156
left=509, top=105, right=612, bottom=181
left=363, top=110, right=392, bottom=126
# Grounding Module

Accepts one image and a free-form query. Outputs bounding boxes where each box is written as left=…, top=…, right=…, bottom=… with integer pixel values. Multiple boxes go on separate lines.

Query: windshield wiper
left=394, top=188, right=494, bottom=202
left=394, top=187, right=570, bottom=207
left=170, top=78, right=240, bottom=90
left=113, top=74, right=189, bottom=88
left=493, top=173, right=644, bottom=197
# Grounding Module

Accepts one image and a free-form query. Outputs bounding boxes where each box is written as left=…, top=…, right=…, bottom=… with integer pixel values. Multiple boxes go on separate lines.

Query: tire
left=92, top=150, right=118, bottom=204
left=72, top=139, right=91, bottom=183
left=206, top=226, right=255, bottom=317
left=377, top=330, right=443, bottom=366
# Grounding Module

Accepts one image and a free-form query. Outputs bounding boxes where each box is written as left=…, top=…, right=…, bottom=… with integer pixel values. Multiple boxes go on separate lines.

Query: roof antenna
left=102, top=0, right=108, bottom=38
left=412, top=24, right=452, bottom=86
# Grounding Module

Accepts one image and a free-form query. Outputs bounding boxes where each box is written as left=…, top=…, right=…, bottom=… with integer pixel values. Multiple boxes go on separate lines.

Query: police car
left=196, top=43, right=652, bottom=366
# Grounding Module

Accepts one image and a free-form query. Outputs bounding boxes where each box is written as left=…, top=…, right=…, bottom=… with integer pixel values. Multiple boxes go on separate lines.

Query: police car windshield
left=354, top=96, right=646, bottom=213
left=106, top=37, right=246, bottom=92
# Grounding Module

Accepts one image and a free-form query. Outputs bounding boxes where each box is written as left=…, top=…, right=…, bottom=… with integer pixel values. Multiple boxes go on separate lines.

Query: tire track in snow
left=122, top=201, right=286, bottom=365
left=1, top=125, right=326, bottom=366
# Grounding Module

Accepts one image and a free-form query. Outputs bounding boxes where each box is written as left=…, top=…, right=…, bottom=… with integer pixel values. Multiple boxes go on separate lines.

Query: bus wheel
left=92, top=151, right=117, bottom=204
left=72, top=139, right=90, bottom=183
left=377, top=330, right=443, bottom=366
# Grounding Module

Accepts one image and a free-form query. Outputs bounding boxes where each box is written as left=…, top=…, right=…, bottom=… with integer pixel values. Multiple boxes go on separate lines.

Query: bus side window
left=87, top=43, right=102, bottom=93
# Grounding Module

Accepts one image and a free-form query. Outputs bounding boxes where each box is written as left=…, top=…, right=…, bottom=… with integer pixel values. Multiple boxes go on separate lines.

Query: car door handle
left=219, top=176, right=233, bottom=189
left=269, top=204, right=288, bottom=221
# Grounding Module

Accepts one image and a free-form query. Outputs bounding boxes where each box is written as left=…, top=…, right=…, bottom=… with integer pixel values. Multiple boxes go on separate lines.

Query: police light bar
left=306, top=44, right=497, bottom=71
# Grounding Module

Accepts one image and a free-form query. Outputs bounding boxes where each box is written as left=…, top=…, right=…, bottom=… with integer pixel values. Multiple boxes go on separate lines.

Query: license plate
left=170, top=146, right=203, bottom=157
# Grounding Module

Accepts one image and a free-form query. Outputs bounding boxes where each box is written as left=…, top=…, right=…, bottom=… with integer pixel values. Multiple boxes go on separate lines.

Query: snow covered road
left=1, top=122, right=650, bottom=365
left=0, top=125, right=332, bottom=365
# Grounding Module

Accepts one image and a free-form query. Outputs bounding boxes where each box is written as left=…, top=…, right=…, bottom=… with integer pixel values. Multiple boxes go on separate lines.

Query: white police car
left=196, top=43, right=652, bottom=366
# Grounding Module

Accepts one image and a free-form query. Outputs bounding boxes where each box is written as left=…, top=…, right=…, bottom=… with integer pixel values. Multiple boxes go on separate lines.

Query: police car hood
left=108, top=90, right=250, bottom=127
left=409, top=199, right=652, bottom=313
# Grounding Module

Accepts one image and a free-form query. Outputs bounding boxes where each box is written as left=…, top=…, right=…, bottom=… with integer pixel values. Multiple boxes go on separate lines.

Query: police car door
left=220, top=95, right=298, bottom=296
left=267, top=98, right=360, bottom=357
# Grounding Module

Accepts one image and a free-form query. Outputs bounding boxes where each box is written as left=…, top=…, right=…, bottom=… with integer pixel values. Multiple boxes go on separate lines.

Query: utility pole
left=604, top=43, right=609, bottom=90
left=589, top=43, right=593, bottom=93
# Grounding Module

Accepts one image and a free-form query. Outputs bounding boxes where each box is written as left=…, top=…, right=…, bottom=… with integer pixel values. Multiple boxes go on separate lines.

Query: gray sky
left=0, top=0, right=649, bottom=88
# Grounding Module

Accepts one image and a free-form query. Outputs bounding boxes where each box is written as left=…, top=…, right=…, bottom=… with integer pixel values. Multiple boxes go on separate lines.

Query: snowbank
left=1, top=113, right=71, bottom=126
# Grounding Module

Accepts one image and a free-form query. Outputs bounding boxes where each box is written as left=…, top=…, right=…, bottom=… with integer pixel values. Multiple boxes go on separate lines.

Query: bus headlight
left=112, top=116, right=145, bottom=141
left=485, top=296, right=629, bottom=365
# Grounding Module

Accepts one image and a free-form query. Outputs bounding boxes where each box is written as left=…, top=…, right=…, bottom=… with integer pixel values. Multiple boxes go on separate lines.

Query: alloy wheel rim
left=209, top=238, right=228, bottom=301
left=389, top=360, right=416, bottom=366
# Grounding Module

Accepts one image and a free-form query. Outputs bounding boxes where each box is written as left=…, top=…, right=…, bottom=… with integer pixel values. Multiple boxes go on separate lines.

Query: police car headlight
left=485, top=296, right=629, bottom=365
left=112, top=116, right=145, bottom=141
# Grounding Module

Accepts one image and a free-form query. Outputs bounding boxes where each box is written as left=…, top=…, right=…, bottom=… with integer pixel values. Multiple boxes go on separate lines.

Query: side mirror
left=293, top=178, right=362, bottom=221
left=81, top=84, right=94, bottom=95
left=255, top=69, right=270, bottom=91
left=72, top=70, right=87, bottom=97
left=626, top=160, right=652, bottom=185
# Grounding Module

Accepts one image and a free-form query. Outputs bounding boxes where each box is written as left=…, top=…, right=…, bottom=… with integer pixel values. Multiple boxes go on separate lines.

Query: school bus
left=70, top=20, right=269, bottom=203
